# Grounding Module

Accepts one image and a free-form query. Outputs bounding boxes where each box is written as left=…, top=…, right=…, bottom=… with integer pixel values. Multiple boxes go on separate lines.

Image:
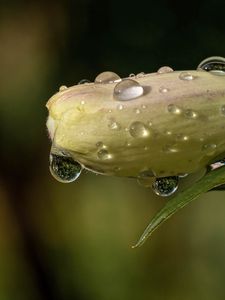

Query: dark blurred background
left=1, top=1, right=225, bottom=299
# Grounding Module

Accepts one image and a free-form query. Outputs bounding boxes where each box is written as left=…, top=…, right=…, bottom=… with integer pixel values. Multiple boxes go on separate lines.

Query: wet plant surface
left=47, top=57, right=225, bottom=246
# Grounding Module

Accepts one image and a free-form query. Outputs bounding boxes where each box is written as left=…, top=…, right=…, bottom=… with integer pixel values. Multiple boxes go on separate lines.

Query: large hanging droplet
left=114, top=79, right=144, bottom=101
left=49, top=153, right=82, bottom=183
left=152, top=176, right=179, bottom=197
left=197, top=56, right=225, bottom=75
left=95, top=71, right=121, bottom=84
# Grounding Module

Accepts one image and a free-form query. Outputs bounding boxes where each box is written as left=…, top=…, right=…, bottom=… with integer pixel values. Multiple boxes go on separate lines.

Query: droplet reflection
left=157, top=66, right=174, bottom=74
left=49, top=153, right=82, bottom=183
left=95, top=71, right=121, bottom=84
left=114, top=79, right=144, bottom=101
left=129, top=122, right=150, bottom=138
left=179, top=72, right=195, bottom=81
left=152, top=176, right=179, bottom=197
left=197, top=56, right=225, bottom=75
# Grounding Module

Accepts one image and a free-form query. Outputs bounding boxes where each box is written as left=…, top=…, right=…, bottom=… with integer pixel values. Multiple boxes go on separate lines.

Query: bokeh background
left=1, top=1, right=225, bottom=299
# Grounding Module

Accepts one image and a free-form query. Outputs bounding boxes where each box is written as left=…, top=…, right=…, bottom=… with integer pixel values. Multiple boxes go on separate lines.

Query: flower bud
left=46, top=70, right=225, bottom=178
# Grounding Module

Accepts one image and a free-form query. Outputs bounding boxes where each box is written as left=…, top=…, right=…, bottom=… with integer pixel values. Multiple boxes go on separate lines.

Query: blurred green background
left=1, top=1, right=225, bottom=299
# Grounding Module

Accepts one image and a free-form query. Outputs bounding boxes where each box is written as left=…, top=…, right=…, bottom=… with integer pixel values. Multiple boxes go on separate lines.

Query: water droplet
left=221, top=105, right=225, bottom=115
left=141, top=104, right=147, bottom=109
left=129, top=122, right=150, bottom=138
left=108, top=120, right=121, bottom=130
left=202, top=143, right=217, bottom=156
left=114, top=166, right=121, bottom=171
left=59, top=85, right=67, bottom=91
left=162, top=144, right=179, bottom=153
left=165, top=130, right=172, bottom=136
left=175, top=133, right=189, bottom=141
left=117, top=104, right=124, bottom=110
left=97, top=149, right=112, bottom=160
left=129, top=73, right=135, bottom=78
left=136, top=72, right=145, bottom=78
left=134, top=108, right=141, bottom=114
left=159, top=86, right=169, bottom=93
left=157, top=66, right=174, bottom=74
left=49, top=153, right=82, bottom=183
left=80, top=100, right=85, bottom=105
left=78, top=79, right=91, bottom=85
left=114, top=79, right=144, bottom=101
left=197, top=56, right=225, bottom=75
left=167, top=104, right=182, bottom=114
left=95, top=71, right=121, bottom=84
left=152, top=176, right=179, bottom=197
left=96, top=141, right=107, bottom=149
left=179, top=72, right=195, bottom=81
left=184, top=109, right=198, bottom=119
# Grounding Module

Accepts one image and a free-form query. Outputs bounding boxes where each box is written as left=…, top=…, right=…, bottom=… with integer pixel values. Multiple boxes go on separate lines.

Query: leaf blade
left=133, top=166, right=225, bottom=248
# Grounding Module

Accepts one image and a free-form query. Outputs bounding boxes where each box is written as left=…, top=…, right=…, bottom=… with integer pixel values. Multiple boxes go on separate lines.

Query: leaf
left=133, top=165, right=225, bottom=248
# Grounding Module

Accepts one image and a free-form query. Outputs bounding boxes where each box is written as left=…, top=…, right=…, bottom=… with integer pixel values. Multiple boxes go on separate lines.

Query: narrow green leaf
left=133, top=166, right=225, bottom=248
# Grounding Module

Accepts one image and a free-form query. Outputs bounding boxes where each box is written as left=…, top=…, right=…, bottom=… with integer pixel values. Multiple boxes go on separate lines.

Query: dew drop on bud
left=78, top=79, right=91, bottom=84
left=49, top=153, right=82, bottom=183
left=157, top=66, right=174, bottom=74
left=136, top=72, right=145, bottom=78
left=117, top=104, right=124, bottom=110
left=108, top=120, right=121, bottom=130
left=152, top=176, right=179, bottom=197
left=95, top=71, right=121, bottom=84
left=97, top=149, right=112, bottom=160
left=167, top=104, right=182, bottom=114
left=114, top=79, right=144, bottom=101
left=197, top=56, right=225, bottom=75
left=179, top=72, right=195, bottom=81
left=59, top=85, right=67, bottom=91
left=129, top=121, right=150, bottom=138
left=159, top=86, right=169, bottom=93
left=129, top=73, right=135, bottom=78
left=184, top=109, right=198, bottom=119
